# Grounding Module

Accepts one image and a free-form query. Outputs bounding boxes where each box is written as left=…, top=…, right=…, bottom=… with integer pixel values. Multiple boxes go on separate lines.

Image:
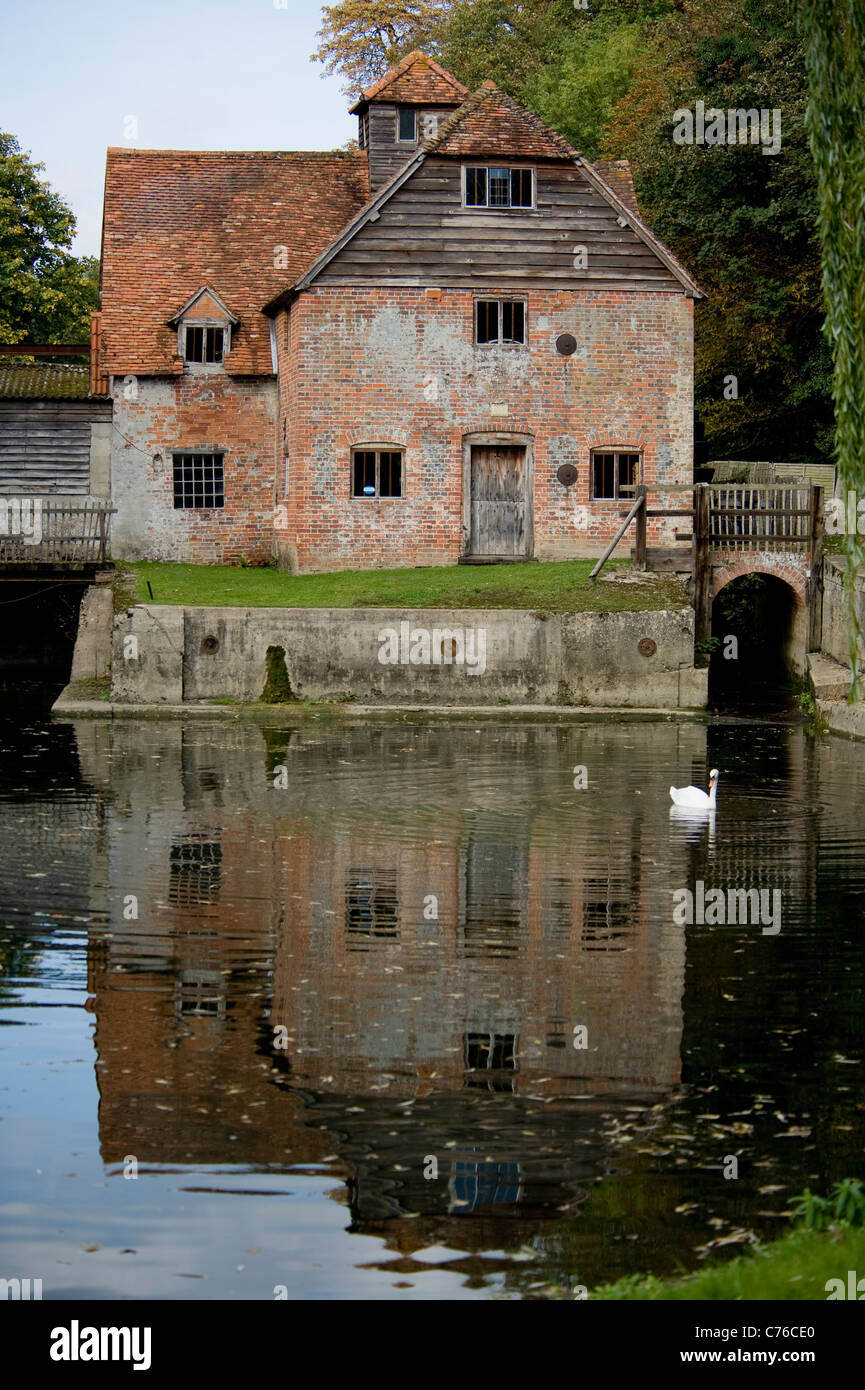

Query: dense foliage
left=800, top=0, right=865, bottom=688
left=0, top=132, right=98, bottom=347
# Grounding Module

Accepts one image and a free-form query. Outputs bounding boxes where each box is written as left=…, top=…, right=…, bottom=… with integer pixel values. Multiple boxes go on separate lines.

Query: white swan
left=670, top=768, right=719, bottom=809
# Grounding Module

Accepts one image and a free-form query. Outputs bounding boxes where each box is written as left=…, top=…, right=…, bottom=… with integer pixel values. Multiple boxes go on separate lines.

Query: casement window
left=173, top=452, right=225, bottom=509
left=352, top=447, right=404, bottom=498
left=397, top=107, right=417, bottom=142
left=184, top=325, right=224, bottom=364
left=590, top=450, right=641, bottom=501
left=464, top=166, right=534, bottom=209
left=170, top=288, right=236, bottom=367
left=476, top=298, right=527, bottom=346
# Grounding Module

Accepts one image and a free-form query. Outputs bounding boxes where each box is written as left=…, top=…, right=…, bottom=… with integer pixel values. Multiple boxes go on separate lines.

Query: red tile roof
left=100, top=149, right=369, bottom=376
left=426, top=82, right=579, bottom=161
left=350, top=50, right=467, bottom=113
left=592, top=160, right=640, bottom=216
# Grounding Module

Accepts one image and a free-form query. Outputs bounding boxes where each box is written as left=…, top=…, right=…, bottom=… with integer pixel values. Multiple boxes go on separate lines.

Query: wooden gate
left=469, top=445, right=529, bottom=558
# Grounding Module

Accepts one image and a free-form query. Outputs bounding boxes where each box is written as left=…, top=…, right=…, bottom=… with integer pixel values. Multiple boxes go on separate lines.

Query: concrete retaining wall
left=110, top=604, right=707, bottom=708
left=821, top=556, right=865, bottom=667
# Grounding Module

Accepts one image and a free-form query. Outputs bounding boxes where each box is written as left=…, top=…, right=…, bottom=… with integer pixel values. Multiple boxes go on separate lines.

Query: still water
left=1, top=708, right=864, bottom=1300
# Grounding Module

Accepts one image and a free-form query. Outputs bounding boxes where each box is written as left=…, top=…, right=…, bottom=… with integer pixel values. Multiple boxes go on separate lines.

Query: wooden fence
left=0, top=497, right=114, bottom=564
left=709, top=485, right=812, bottom=550
left=588, top=482, right=825, bottom=654
left=694, top=483, right=824, bottom=649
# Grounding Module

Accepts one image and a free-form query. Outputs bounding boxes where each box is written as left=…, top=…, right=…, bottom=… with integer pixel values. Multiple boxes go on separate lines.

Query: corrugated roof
left=0, top=362, right=104, bottom=400
left=100, top=148, right=369, bottom=376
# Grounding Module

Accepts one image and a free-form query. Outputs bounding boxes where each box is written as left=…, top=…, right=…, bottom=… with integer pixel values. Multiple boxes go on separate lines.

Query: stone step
left=807, top=650, right=853, bottom=702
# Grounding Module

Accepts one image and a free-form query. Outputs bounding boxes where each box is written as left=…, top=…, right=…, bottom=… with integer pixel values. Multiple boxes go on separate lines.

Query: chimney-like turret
left=350, top=51, right=468, bottom=195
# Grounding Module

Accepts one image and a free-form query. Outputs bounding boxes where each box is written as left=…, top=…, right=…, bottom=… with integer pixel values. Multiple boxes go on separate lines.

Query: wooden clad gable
left=314, top=155, right=684, bottom=291
left=284, top=82, right=703, bottom=301
left=365, top=103, right=462, bottom=195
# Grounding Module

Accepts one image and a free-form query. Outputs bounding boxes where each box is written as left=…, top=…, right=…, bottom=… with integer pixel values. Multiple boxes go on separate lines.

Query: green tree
left=0, top=133, right=97, bottom=345
left=428, top=0, right=568, bottom=93
left=603, top=0, right=833, bottom=465
left=312, top=0, right=454, bottom=94
left=433, top=1, right=674, bottom=121
left=800, top=0, right=865, bottom=692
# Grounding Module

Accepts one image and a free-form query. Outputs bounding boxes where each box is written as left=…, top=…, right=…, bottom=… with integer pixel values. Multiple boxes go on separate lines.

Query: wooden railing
left=694, top=483, right=824, bottom=649
left=0, top=497, right=115, bottom=564
left=589, top=482, right=825, bottom=655
left=709, top=485, right=812, bottom=550
left=589, top=486, right=647, bottom=578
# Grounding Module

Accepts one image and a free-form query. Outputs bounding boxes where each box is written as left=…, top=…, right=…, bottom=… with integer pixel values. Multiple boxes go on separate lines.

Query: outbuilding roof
left=0, top=361, right=104, bottom=400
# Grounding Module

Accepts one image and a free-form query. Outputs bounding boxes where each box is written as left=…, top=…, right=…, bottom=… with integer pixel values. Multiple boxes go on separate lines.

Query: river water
left=1, top=707, right=863, bottom=1300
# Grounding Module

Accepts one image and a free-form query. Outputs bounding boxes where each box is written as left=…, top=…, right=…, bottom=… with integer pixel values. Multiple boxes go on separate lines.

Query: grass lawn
left=122, top=560, right=688, bottom=613
left=590, top=1223, right=865, bottom=1300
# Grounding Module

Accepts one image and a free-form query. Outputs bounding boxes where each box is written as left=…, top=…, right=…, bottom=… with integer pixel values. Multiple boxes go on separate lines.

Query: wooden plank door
left=469, top=445, right=528, bottom=557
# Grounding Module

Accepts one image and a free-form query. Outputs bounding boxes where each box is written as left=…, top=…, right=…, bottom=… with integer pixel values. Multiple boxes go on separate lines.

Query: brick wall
left=280, top=285, right=694, bottom=573
left=110, top=372, right=278, bottom=564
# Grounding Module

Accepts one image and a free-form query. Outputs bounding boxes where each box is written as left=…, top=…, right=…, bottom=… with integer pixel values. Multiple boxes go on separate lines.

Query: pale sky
left=3, top=0, right=358, bottom=257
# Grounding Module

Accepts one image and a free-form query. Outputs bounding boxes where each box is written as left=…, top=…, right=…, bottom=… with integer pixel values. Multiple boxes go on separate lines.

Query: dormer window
left=464, top=166, right=534, bottom=209
left=185, top=326, right=224, bottom=364
left=397, top=108, right=417, bottom=143
left=168, top=286, right=238, bottom=371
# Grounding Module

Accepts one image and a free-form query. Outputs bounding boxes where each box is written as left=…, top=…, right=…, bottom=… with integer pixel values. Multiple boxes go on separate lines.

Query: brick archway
left=710, top=551, right=809, bottom=607
left=709, top=551, right=809, bottom=674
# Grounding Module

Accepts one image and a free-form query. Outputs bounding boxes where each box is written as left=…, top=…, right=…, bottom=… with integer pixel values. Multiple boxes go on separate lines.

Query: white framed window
left=170, top=288, right=237, bottom=369
left=397, top=108, right=417, bottom=143
left=183, top=325, right=224, bottom=364
left=475, top=299, right=527, bottom=346
left=464, top=166, right=534, bottom=209
left=179, top=321, right=231, bottom=368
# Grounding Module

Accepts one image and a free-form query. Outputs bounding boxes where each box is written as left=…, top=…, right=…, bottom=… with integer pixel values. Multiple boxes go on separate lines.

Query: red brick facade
left=102, top=53, right=700, bottom=572
left=110, top=372, right=277, bottom=564
left=277, top=285, right=693, bottom=573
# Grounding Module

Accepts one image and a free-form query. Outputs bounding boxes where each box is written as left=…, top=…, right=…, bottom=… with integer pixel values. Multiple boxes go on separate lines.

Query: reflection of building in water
left=72, top=719, right=702, bottom=1242
left=270, top=798, right=684, bottom=1098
